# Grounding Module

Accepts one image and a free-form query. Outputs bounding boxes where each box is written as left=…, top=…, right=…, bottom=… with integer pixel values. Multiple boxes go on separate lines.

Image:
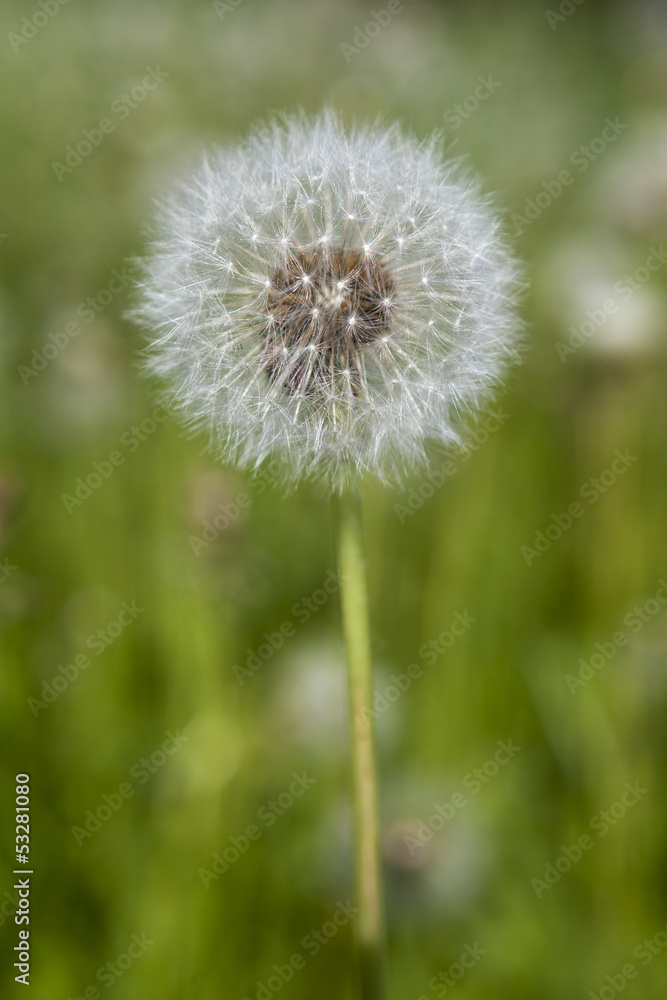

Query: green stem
left=334, top=487, right=386, bottom=1000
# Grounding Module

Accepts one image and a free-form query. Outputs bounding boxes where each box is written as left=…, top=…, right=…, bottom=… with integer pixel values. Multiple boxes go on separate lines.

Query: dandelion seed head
left=134, top=111, right=522, bottom=490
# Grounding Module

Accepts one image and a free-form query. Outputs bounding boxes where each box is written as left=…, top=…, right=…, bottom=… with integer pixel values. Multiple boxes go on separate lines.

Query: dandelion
left=135, top=111, right=520, bottom=491
left=134, top=110, right=522, bottom=1000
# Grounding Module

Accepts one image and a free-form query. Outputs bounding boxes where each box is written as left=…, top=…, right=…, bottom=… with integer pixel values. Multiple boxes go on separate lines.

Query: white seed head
left=134, top=111, right=522, bottom=490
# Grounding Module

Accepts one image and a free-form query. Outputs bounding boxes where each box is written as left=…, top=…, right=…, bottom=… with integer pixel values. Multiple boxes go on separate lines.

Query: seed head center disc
left=262, top=247, right=395, bottom=396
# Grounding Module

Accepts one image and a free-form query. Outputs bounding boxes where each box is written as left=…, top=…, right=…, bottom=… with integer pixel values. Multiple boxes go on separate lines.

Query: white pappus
left=134, top=110, right=522, bottom=490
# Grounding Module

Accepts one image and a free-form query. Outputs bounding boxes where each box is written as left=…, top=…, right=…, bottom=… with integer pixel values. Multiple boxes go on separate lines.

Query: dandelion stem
left=334, top=487, right=386, bottom=1000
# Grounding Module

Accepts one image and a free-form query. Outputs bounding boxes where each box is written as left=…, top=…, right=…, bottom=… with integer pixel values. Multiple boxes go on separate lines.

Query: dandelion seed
left=134, top=111, right=521, bottom=490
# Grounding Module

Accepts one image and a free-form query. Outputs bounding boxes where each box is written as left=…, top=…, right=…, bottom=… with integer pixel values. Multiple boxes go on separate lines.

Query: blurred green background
left=1, top=0, right=667, bottom=997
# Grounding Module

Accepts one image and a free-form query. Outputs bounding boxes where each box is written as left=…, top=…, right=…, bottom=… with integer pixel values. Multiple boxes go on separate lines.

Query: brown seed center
left=261, top=247, right=394, bottom=396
